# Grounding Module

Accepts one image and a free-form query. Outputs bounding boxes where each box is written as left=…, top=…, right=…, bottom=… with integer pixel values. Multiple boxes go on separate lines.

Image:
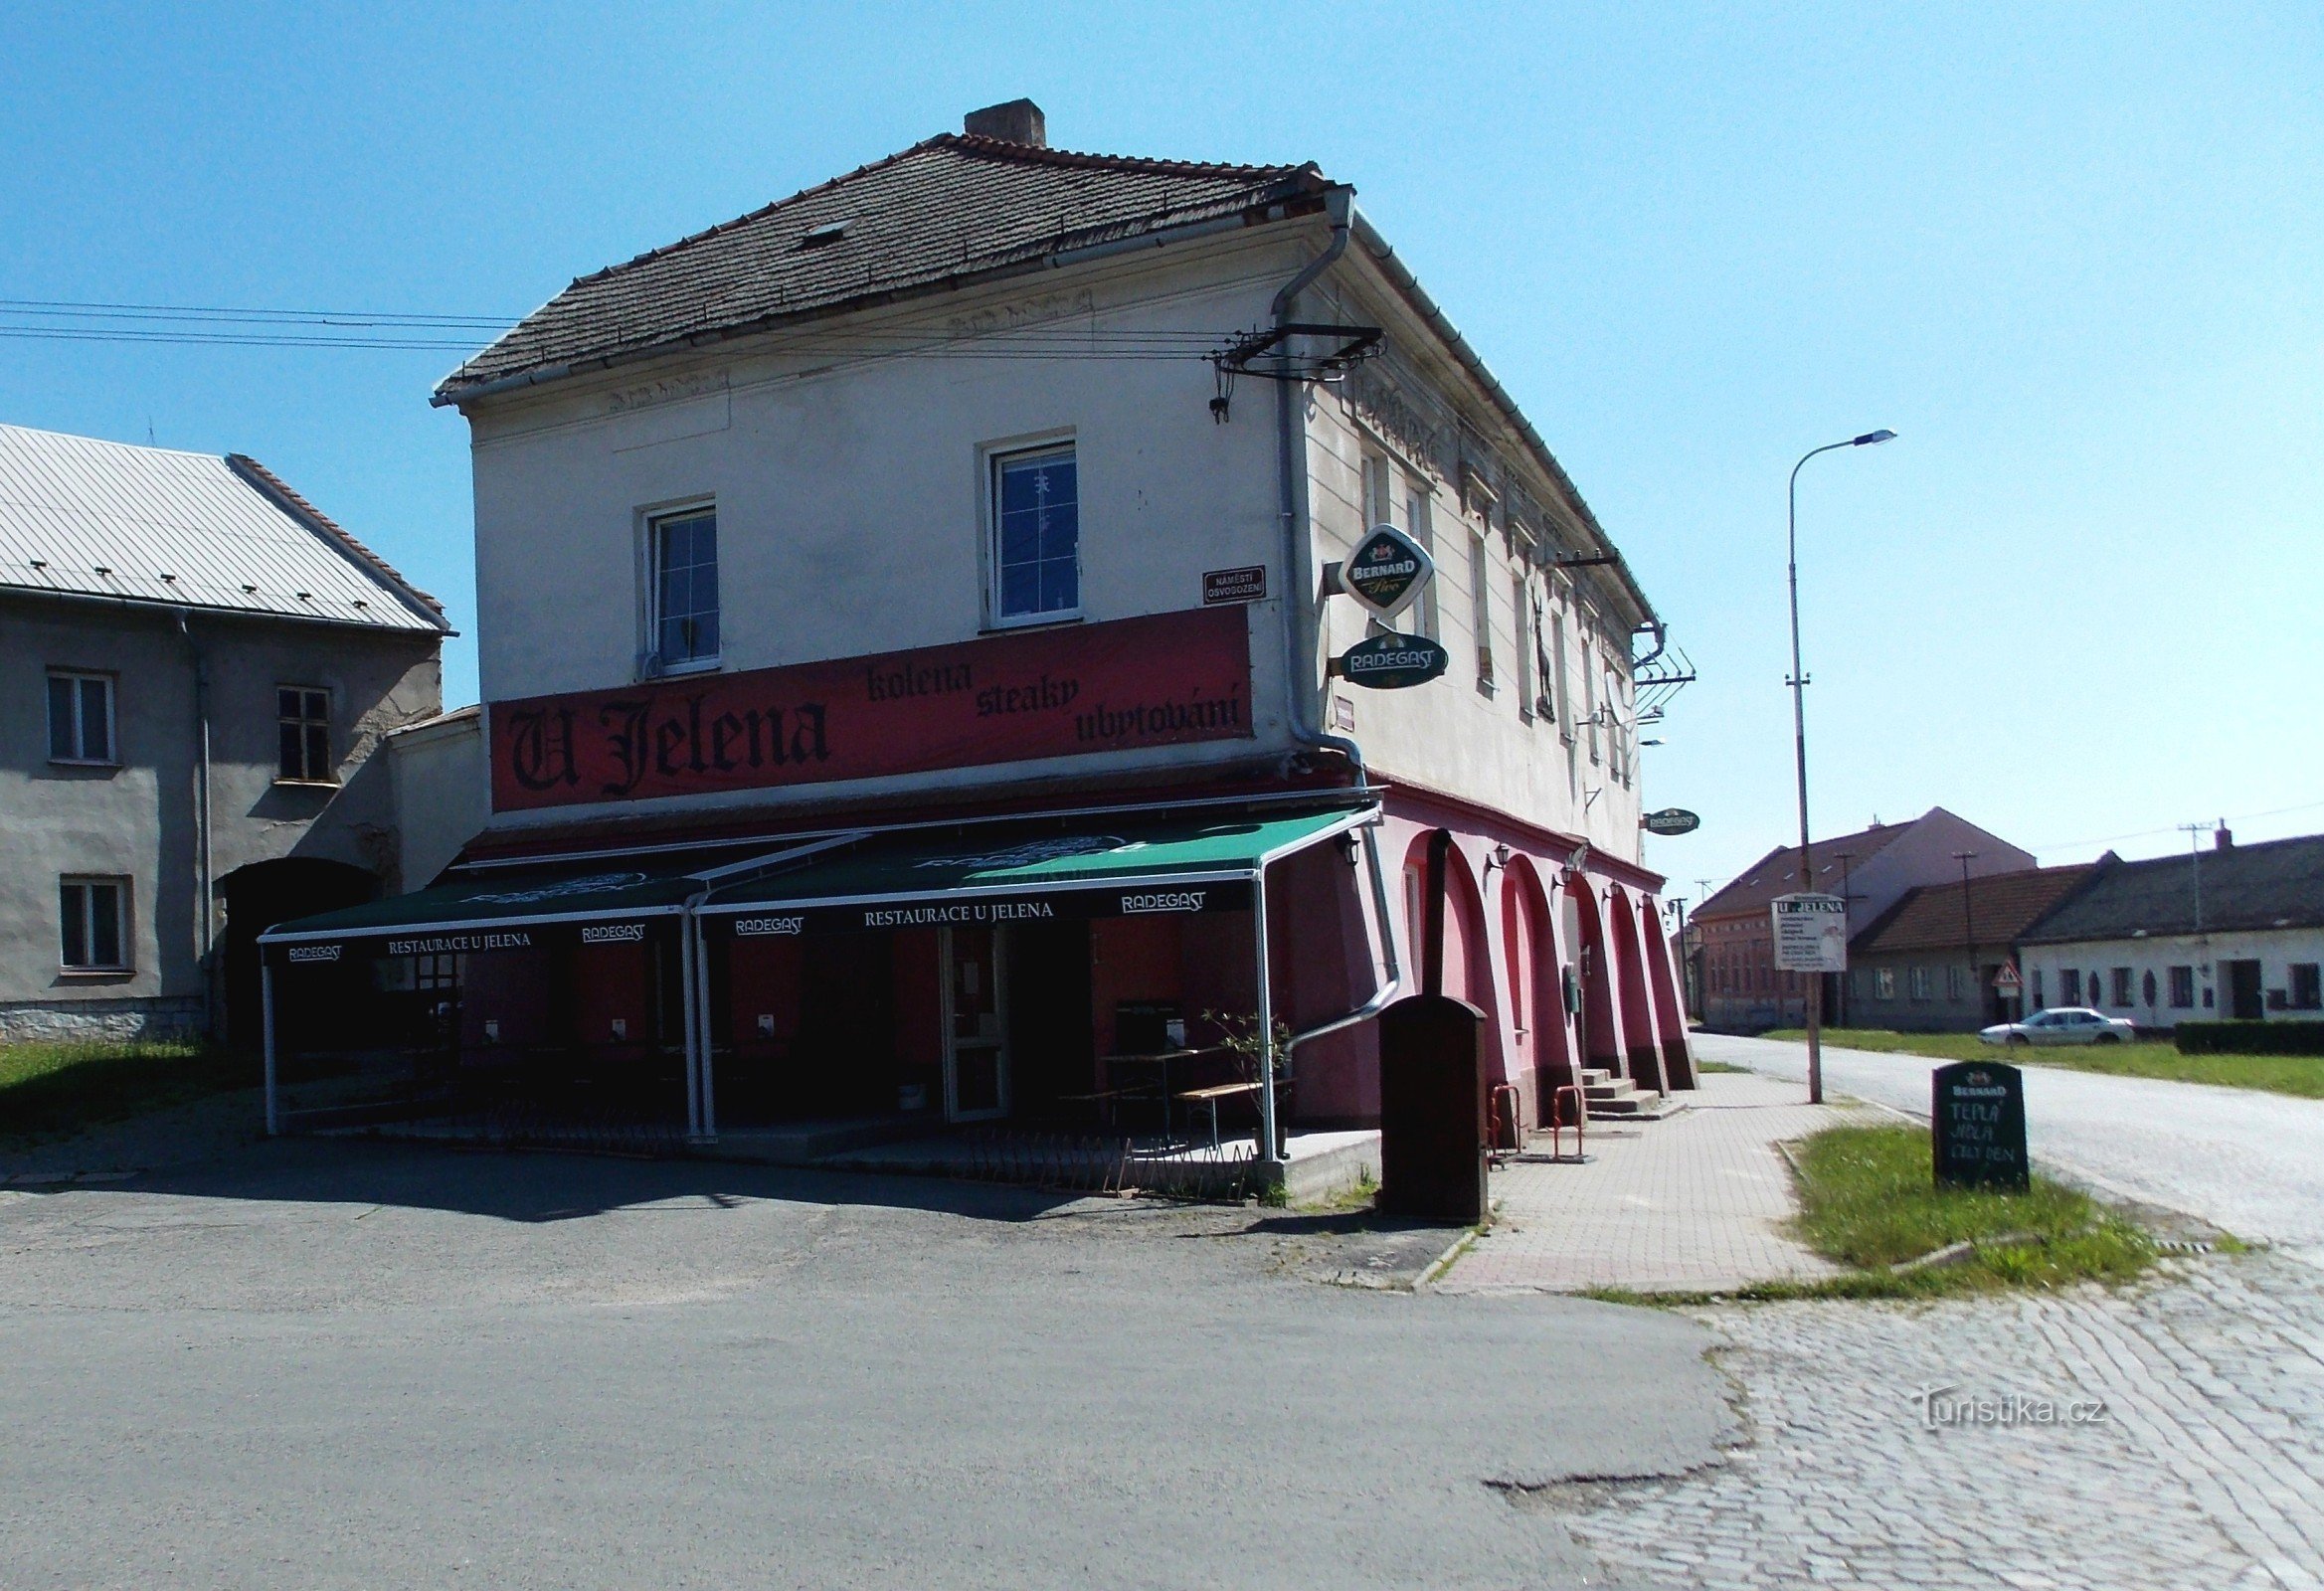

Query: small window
left=1946, top=965, right=1966, bottom=1001
left=1407, top=486, right=1440, bottom=640
left=2111, top=968, right=2134, bottom=1006
left=2060, top=969, right=2083, bottom=1005
left=2292, top=964, right=2322, bottom=1011
left=2168, top=966, right=2195, bottom=1008
left=1469, top=533, right=1494, bottom=689
left=2142, top=970, right=2157, bottom=1006
left=47, top=671, right=114, bottom=764
left=2031, top=969, right=2045, bottom=1009
left=649, top=505, right=720, bottom=667
left=60, top=877, right=128, bottom=971
left=1875, top=967, right=1896, bottom=1000
left=1513, top=575, right=1536, bottom=720
left=1909, top=966, right=1933, bottom=1001
left=276, top=688, right=334, bottom=783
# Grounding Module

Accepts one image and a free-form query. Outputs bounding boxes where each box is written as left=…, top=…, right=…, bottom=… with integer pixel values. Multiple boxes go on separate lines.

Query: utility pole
left=2176, top=822, right=2210, bottom=937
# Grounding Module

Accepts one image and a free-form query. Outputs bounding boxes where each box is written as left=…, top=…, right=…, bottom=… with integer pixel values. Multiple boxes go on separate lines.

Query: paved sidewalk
left=1437, top=1072, right=1872, bottom=1294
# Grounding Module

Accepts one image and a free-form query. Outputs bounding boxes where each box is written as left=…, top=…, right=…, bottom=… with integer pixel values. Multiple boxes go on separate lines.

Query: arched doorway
left=1565, top=875, right=1622, bottom=1076
left=1641, top=897, right=1696, bottom=1089
left=1605, top=887, right=1666, bottom=1092
left=1399, top=831, right=1502, bottom=1078
left=1503, top=856, right=1573, bottom=1126
left=221, top=858, right=378, bottom=1049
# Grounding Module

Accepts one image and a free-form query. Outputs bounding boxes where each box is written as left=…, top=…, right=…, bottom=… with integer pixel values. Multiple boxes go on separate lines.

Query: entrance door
left=2226, top=959, right=2264, bottom=1021
left=943, top=926, right=1009, bottom=1121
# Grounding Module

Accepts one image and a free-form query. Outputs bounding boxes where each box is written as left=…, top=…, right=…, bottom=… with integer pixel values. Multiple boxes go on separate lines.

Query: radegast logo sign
left=732, top=915, right=806, bottom=938
left=1342, top=525, right=1434, bottom=620
left=1337, top=631, right=1450, bottom=690
left=1122, top=890, right=1206, bottom=914
left=1642, top=807, right=1701, bottom=836
left=284, top=944, right=342, bottom=964
left=579, top=922, right=647, bottom=945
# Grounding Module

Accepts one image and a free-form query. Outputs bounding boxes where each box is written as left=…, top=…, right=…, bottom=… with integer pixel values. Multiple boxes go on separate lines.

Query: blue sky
left=4, top=3, right=2318, bottom=897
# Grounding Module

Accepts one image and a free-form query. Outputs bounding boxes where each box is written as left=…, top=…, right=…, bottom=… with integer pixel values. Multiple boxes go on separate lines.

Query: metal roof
left=0, top=422, right=448, bottom=631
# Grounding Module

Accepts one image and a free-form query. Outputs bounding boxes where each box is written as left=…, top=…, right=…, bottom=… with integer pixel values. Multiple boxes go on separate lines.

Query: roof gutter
left=1348, top=210, right=1659, bottom=628
left=0, top=581, right=456, bottom=636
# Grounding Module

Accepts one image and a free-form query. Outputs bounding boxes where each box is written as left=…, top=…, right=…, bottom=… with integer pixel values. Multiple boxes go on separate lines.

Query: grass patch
left=1763, top=1027, right=2324, bottom=1100
left=0, top=1040, right=256, bottom=1146
left=1692, top=1059, right=1754, bottom=1074
left=1787, top=1123, right=2153, bottom=1296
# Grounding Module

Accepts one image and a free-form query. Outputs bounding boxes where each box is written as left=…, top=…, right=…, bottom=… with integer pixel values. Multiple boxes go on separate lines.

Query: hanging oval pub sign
left=1338, top=631, right=1450, bottom=690
left=1643, top=807, right=1701, bottom=836
left=1343, top=525, right=1434, bottom=620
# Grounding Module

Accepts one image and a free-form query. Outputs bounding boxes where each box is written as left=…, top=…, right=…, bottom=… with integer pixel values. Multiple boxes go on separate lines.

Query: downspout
left=1269, top=194, right=1404, bottom=1096
left=176, top=613, right=214, bottom=1032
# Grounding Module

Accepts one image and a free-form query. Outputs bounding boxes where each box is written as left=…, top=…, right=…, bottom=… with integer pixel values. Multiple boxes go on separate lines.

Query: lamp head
left=1852, top=429, right=1897, bottom=446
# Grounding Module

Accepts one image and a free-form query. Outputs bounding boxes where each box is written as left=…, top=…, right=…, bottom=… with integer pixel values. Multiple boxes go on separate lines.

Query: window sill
left=57, top=968, right=134, bottom=980
left=271, top=779, right=341, bottom=791
left=982, top=613, right=1085, bottom=635
left=644, top=655, right=723, bottom=678
left=47, top=758, right=121, bottom=771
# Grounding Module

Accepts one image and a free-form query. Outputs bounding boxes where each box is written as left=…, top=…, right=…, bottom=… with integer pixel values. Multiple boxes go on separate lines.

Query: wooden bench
left=1175, top=1081, right=1264, bottom=1149
left=1056, top=1087, right=1143, bottom=1130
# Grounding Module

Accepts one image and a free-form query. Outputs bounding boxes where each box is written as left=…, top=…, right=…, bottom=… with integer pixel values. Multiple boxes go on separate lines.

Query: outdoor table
left=1097, top=1047, right=1230, bottom=1139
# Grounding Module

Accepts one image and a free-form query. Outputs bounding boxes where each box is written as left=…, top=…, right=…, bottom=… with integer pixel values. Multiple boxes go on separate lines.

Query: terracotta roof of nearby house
left=1692, top=819, right=1915, bottom=921
left=2018, top=834, right=2324, bottom=944
left=1853, top=864, right=2098, bottom=956
left=0, top=422, right=448, bottom=631
left=433, top=135, right=1329, bottom=403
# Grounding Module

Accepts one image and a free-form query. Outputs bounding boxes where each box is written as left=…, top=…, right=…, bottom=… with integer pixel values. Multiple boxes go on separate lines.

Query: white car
left=1979, top=1007, right=2139, bottom=1046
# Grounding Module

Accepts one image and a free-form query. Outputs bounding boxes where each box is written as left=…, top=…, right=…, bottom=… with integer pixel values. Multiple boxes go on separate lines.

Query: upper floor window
left=991, top=445, right=1079, bottom=623
left=277, top=688, right=334, bottom=783
left=1513, top=574, right=1536, bottom=720
left=1469, top=534, right=1494, bottom=690
left=47, top=670, right=114, bottom=764
left=649, top=505, right=720, bottom=669
left=60, top=876, right=128, bottom=972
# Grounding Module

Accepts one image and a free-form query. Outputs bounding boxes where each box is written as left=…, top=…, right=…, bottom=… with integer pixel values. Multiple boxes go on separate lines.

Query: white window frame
left=1513, top=573, right=1536, bottom=721
left=1469, top=532, right=1495, bottom=692
left=59, top=875, right=131, bottom=972
left=275, top=684, right=336, bottom=786
left=47, top=669, right=117, bottom=766
left=642, top=499, right=721, bottom=676
left=985, top=440, right=1081, bottom=630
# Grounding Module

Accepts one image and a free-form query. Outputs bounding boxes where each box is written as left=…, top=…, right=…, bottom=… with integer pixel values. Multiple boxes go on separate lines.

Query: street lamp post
left=1788, top=429, right=1895, bottom=1106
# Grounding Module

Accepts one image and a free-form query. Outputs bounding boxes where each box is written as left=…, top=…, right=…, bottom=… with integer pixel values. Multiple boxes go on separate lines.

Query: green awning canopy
left=258, top=849, right=738, bottom=963
left=700, top=804, right=1372, bottom=937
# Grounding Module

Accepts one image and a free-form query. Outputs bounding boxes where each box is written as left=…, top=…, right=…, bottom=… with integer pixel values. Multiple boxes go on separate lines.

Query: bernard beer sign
left=1342, top=525, right=1434, bottom=621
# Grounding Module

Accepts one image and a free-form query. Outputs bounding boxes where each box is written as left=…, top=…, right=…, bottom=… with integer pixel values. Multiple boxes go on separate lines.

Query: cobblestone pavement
left=1534, top=1248, right=2324, bottom=1589
left=1692, top=1030, right=2324, bottom=1260
left=1438, top=1072, right=1875, bottom=1294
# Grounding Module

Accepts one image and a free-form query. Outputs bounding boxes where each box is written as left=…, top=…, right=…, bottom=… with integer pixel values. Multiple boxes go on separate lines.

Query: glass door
left=943, top=926, right=1009, bottom=1122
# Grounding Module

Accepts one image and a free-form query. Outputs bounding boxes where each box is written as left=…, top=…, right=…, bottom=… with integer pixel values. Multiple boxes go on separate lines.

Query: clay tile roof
left=434, top=133, right=1328, bottom=403
left=2018, top=833, right=2324, bottom=944
left=1692, top=820, right=1915, bottom=921
left=1854, top=864, right=2097, bottom=955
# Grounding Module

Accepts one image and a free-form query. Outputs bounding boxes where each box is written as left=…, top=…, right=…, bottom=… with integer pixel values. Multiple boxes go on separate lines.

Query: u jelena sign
left=489, top=608, right=1253, bottom=812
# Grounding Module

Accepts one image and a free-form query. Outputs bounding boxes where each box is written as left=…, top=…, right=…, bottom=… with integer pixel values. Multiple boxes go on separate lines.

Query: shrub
left=2175, top=1020, right=2324, bottom=1056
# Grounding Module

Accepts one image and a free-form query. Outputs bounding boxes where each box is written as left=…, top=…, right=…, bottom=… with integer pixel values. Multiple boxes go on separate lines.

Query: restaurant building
left=261, top=101, right=1695, bottom=1169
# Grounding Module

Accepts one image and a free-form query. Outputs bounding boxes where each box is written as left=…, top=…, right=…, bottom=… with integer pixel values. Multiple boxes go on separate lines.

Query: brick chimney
left=2216, top=826, right=2235, bottom=851
left=964, top=98, right=1046, bottom=146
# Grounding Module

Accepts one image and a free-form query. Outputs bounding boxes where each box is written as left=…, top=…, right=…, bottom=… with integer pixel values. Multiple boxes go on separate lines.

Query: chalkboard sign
left=1931, top=1061, right=2029, bottom=1190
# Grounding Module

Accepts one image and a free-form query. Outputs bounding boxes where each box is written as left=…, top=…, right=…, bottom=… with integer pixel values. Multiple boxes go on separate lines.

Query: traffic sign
left=1342, top=525, right=1434, bottom=620
left=1771, top=892, right=1849, bottom=972
left=1993, top=960, right=2022, bottom=992
left=1336, top=632, right=1450, bottom=690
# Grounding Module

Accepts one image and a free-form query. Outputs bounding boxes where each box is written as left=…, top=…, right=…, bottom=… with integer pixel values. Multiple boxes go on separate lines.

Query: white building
left=2017, top=830, right=2324, bottom=1029
left=262, top=101, right=1696, bottom=1151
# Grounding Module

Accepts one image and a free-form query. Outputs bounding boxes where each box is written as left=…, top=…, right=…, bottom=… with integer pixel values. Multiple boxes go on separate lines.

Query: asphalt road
left=1693, top=1031, right=2324, bottom=1259
left=0, top=1141, right=1725, bottom=1590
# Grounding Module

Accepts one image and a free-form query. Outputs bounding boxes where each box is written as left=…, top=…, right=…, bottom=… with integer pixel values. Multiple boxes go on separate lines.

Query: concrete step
left=1578, top=1068, right=1615, bottom=1087
left=1586, top=1091, right=1693, bottom=1123
left=1584, top=1080, right=1639, bottom=1102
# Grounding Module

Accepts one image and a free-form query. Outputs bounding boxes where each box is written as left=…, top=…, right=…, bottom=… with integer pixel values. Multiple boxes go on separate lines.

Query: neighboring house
left=261, top=99, right=1696, bottom=1153
left=1847, top=863, right=2098, bottom=1032
left=2017, top=829, right=2324, bottom=1031
left=1691, top=807, right=2033, bottom=1031
left=0, top=423, right=451, bottom=1044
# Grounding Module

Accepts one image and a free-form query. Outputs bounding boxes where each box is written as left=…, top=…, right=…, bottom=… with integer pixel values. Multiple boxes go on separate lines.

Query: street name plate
left=1771, top=892, right=1848, bottom=972
left=1202, top=565, right=1267, bottom=605
left=1932, top=1060, right=2029, bottom=1190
